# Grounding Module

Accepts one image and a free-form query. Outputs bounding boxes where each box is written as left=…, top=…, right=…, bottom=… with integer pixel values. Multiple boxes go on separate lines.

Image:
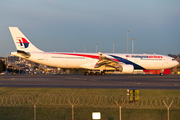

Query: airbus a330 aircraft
left=9, top=27, right=179, bottom=75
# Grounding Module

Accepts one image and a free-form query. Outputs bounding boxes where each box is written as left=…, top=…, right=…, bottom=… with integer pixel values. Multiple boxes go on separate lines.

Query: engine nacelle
left=119, top=64, right=134, bottom=73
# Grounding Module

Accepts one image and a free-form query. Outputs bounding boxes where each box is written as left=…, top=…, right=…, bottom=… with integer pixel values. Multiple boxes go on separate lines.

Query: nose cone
left=175, top=61, right=179, bottom=67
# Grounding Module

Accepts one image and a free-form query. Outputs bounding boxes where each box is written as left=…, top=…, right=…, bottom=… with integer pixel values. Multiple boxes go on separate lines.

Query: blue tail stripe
left=23, top=43, right=29, bottom=48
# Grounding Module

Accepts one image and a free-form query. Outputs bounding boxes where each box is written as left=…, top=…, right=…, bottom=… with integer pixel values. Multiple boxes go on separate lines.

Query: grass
left=0, top=106, right=179, bottom=120
left=1, top=87, right=180, bottom=96
left=0, top=87, right=180, bottom=120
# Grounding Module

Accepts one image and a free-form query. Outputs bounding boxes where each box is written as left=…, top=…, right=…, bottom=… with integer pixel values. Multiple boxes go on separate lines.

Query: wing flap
left=94, top=52, right=120, bottom=68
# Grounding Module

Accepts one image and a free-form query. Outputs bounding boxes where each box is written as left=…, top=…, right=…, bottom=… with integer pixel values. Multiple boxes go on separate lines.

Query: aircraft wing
left=94, top=52, right=121, bottom=69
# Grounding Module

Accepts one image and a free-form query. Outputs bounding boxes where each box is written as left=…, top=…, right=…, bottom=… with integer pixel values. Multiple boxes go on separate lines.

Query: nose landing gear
left=160, top=69, right=164, bottom=76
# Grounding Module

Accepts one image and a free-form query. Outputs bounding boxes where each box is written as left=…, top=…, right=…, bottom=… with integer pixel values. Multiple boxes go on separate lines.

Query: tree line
left=168, top=54, right=180, bottom=58
left=0, top=60, right=6, bottom=73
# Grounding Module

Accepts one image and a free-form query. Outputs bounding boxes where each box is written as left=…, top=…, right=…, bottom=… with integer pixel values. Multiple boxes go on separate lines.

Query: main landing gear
left=84, top=71, right=105, bottom=76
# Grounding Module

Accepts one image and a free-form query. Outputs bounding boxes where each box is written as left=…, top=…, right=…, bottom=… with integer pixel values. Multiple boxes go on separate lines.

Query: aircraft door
left=43, top=54, right=48, bottom=60
left=38, top=54, right=48, bottom=60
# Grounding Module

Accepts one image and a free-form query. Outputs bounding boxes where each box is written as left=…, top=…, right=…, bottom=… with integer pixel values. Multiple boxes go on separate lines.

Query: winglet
left=98, top=52, right=104, bottom=61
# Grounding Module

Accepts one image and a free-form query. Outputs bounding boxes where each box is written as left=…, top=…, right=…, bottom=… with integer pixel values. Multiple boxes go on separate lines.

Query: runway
left=0, top=74, right=180, bottom=89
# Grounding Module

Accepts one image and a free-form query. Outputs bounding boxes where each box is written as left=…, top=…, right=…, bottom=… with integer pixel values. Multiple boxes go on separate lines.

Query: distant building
left=0, top=57, right=5, bottom=61
left=176, top=57, right=180, bottom=62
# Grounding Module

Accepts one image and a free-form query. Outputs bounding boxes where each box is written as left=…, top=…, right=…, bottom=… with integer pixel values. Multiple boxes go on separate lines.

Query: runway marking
left=74, top=78, right=82, bottom=80
left=66, top=77, right=82, bottom=80
left=90, top=79, right=96, bottom=81
left=128, top=76, right=142, bottom=77
left=116, top=80, right=177, bottom=87
left=128, top=76, right=151, bottom=78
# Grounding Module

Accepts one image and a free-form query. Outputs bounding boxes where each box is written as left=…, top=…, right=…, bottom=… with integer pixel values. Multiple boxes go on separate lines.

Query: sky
left=0, top=0, right=180, bottom=57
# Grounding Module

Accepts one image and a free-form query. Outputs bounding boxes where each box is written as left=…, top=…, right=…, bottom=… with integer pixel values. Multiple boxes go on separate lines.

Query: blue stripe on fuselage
left=109, top=55, right=145, bottom=70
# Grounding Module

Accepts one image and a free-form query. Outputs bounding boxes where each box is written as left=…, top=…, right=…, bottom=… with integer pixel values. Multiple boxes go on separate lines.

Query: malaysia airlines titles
left=126, top=55, right=163, bottom=59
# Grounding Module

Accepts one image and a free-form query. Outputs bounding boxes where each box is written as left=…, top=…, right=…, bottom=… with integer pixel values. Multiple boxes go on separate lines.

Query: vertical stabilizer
left=9, top=27, right=43, bottom=52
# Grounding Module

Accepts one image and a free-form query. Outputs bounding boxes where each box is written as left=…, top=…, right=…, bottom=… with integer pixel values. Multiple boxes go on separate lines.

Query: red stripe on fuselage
left=51, top=53, right=99, bottom=59
left=50, top=53, right=119, bottom=62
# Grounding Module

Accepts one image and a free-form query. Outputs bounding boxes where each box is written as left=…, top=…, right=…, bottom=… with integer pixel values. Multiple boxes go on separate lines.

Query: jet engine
left=119, top=64, right=134, bottom=73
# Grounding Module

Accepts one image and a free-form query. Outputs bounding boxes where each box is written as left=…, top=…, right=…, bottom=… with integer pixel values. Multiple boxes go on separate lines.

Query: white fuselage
left=11, top=52, right=179, bottom=70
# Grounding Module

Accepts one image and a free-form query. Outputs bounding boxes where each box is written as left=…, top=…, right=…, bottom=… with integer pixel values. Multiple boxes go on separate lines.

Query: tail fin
left=9, top=27, right=43, bottom=52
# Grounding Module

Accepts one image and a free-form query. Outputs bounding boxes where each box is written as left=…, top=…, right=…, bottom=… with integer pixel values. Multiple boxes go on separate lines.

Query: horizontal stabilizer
left=17, top=50, right=31, bottom=58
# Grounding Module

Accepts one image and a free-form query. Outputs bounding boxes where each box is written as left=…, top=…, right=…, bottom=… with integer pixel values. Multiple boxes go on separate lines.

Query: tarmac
left=0, top=74, right=180, bottom=89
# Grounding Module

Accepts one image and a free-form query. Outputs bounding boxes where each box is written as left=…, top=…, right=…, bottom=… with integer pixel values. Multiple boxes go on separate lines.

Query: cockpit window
left=172, top=59, right=175, bottom=61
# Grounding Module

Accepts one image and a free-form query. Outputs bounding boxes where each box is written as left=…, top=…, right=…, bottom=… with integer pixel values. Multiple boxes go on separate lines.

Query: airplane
left=9, top=27, right=179, bottom=75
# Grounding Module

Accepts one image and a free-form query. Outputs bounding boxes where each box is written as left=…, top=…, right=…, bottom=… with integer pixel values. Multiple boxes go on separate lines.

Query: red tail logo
left=16, top=37, right=29, bottom=48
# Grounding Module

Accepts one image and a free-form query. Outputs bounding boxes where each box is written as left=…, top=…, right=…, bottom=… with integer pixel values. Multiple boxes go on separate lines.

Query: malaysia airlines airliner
left=9, top=27, right=179, bottom=75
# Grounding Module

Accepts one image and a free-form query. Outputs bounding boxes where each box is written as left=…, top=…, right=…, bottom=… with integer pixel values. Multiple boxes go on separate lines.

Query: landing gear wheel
left=90, top=72, right=94, bottom=75
left=84, top=72, right=89, bottom=75
left=160, top=69, right=164, bottom=76
left=160, top=73, right=164, bottom=76
left=101, top=72, right=105, bottom=76
left=95, top=72, right=100, bottom=75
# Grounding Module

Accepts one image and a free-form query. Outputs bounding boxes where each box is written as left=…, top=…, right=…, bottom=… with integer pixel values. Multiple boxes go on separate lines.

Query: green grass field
left=1, top=87, right=180, bottom=96
left=0, top=87, right=180, bottom=120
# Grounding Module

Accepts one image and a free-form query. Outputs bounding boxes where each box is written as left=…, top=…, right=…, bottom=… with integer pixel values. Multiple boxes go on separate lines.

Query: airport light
left=131, top=39, right=135, bottom=54
left=6, top=54, right=9, bottom=69
left=92, top=112, right=101, bottom=119
left=84, top=45, right=86, bottom=53
left=127, top=30, right=130, bottom=53
left=112, top=41, right=115, bottom=53
left=95, top=43, right=98, bottom=53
